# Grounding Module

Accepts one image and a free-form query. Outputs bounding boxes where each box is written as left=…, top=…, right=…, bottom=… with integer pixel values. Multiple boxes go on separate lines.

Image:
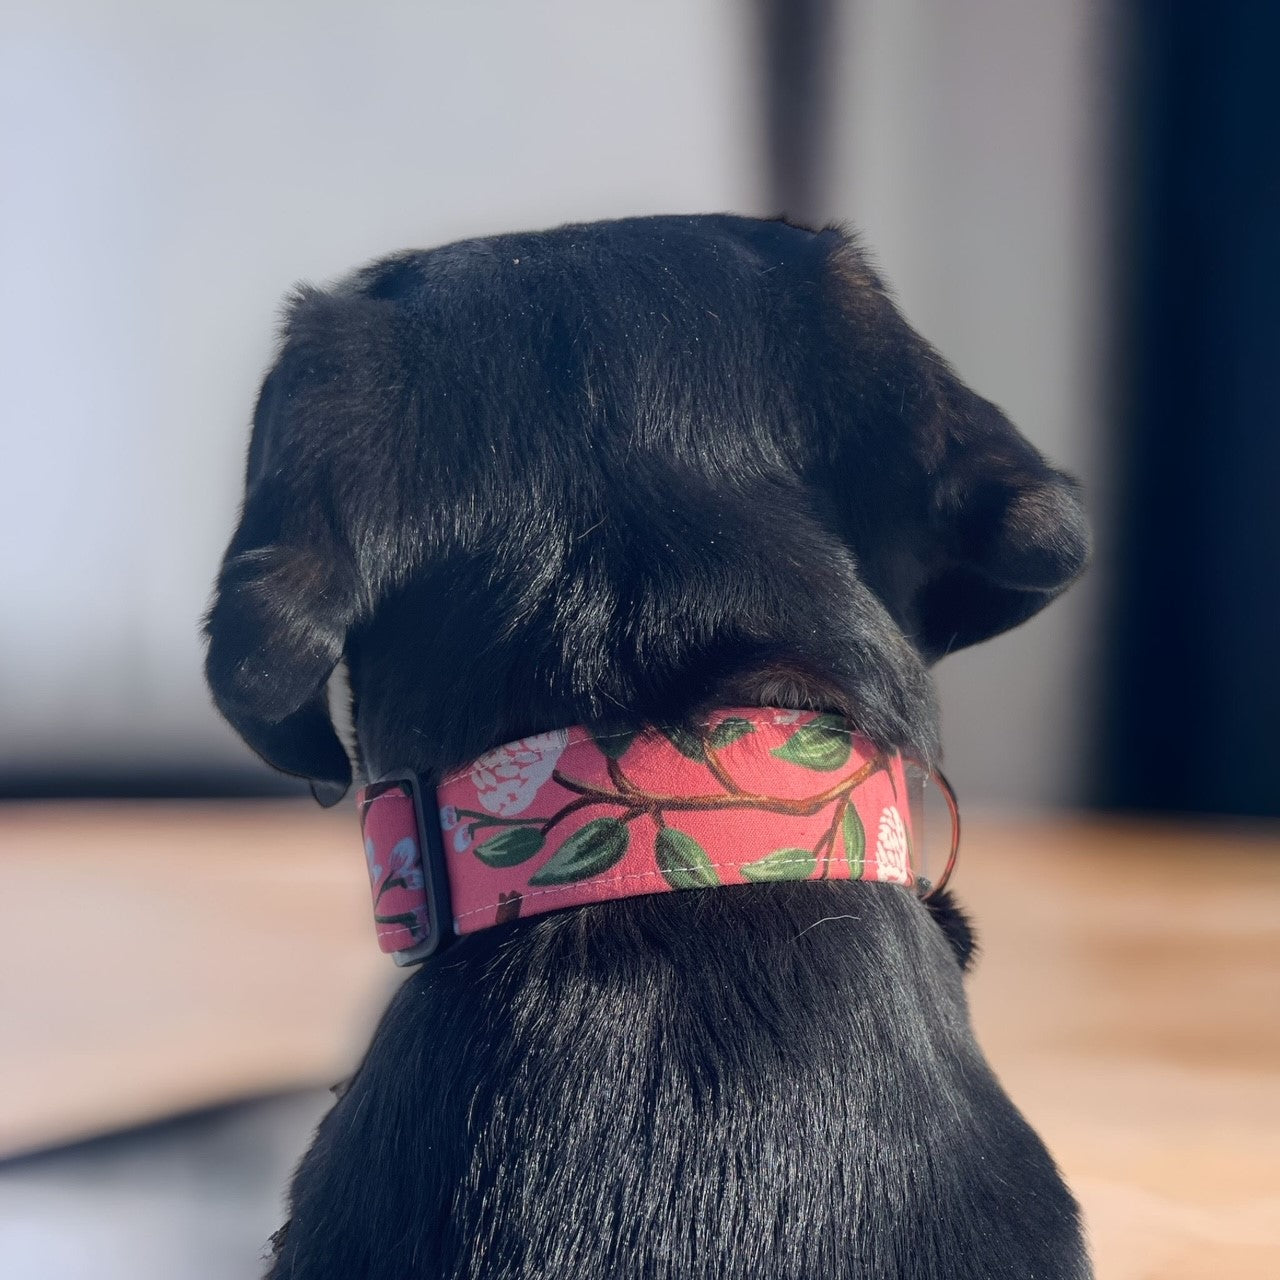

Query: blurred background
left=1, top=2, right=1276, bottom=1277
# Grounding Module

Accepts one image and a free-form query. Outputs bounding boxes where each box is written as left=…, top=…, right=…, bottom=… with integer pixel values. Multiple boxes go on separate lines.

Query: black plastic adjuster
left=373, top=772, right=454, bottom=967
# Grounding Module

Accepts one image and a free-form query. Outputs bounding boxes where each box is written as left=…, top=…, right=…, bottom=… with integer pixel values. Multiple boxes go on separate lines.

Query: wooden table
left=1, top=801, right=1276, bottom=1277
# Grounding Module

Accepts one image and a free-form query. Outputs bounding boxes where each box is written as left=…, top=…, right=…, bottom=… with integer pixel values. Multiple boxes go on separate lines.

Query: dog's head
left=205, top=215, right=1088, bottom=803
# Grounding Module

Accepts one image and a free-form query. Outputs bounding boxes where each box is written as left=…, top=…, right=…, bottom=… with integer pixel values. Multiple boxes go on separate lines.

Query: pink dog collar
left=357, top=708, right=951, bottom=965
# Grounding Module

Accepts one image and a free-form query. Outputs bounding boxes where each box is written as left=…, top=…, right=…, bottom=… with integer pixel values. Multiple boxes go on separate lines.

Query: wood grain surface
left=1, top=801, right=1276, bottom=1277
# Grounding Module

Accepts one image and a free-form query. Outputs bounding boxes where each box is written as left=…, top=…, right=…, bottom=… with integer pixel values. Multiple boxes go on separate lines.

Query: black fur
left=205, top=214, right=1090, bottom=1278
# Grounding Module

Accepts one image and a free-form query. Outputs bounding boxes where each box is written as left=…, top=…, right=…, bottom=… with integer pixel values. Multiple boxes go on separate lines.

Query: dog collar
left=356, top=708, right=956, bottom=965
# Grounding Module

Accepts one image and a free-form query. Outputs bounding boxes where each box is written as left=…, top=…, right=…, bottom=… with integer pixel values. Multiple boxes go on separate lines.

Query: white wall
left=0, top=0, right=759, bottom=776
left=831, top=0, right=1113, bottom=807
left=0, top=0, right=1111, bottom=806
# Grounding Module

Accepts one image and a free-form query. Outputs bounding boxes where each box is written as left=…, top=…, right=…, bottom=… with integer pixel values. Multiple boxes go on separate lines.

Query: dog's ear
left=913, top=370, right=1090, bottom=659
left=204, top=290, right=391, bottom=805
left=822, top=237, right=1089, bottom=659
left=204, top=488, right=356, bottom=804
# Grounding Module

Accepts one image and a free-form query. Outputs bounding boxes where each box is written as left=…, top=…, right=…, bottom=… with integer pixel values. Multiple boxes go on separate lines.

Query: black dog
left=205, top=215, right=1091, bottom=1279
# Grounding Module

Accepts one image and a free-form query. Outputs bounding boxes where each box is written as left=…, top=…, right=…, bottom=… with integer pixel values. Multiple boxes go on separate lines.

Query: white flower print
left=874, top=805, right=912, bottom=884
left=364, top=838, right=383, bottom=886
left=771, top=709, right=804, bottom=725
left=470, top=730, right=570, bottom=816
left=386, top=837, right=424, bottom=891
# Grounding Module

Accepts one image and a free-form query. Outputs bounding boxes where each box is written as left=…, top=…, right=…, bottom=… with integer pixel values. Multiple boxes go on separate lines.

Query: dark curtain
left=1099, top=2, right=1280, bottom=816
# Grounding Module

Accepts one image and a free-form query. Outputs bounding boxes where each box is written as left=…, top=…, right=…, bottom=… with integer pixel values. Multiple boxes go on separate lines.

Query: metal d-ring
left=913, top=767, right=960, bottom=901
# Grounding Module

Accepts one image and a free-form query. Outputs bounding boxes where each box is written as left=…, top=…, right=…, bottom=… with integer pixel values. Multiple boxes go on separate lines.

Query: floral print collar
left=358, top=709, right=941, bottom=965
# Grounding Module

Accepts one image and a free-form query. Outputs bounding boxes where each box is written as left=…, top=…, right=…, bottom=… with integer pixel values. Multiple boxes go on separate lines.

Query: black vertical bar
left=754, top=0, right=838, bottom=224
left=1099, top=2, right=1280, bottom=816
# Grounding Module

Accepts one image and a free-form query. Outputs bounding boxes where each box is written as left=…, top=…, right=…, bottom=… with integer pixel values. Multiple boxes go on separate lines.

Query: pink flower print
left=364, top=838, right=383, bottom=887
left=469, top=730, right=569, bottom=816
left=386, top=837, right=424, bottom=891
left=874, top=806, right=912, bottom=884
left=441, top=805, right=473, bottom=852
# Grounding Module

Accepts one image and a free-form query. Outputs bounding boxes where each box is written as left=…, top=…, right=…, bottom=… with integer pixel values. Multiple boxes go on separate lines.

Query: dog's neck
left=357, top=707, right=953, bottom=965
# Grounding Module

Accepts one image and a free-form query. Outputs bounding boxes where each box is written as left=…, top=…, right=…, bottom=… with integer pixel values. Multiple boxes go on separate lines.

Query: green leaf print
left=740, top=847, right=818, bottom=882
left=591, top=729, right=638, bottom=760
left=474, top=825, right=546, bottom=868
left=528, top=818, right=631, bottom=885
left=841, top=805, right=866, bottom=878
left=659, top=725, right=708, bottom=762
left=707, top=717, right=755, bottom=749
left=769, top=715, right=852, bottom=771
left=655, top=828, right=721, bottom=890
